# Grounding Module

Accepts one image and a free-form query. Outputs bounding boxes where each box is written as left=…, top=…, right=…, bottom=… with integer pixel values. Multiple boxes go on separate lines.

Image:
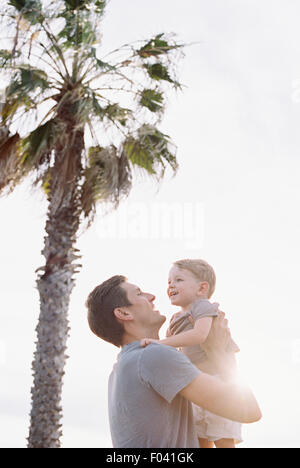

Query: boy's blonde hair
left=173, top=259, right=216, bottom=298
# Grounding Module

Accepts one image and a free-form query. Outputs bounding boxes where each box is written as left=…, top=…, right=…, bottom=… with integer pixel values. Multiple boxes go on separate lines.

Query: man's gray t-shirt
left=108, top=341, right=200, bottom=448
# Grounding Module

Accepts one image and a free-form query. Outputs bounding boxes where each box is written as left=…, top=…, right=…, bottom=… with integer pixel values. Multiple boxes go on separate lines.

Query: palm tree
left=0, top=0, right=184, bottom=448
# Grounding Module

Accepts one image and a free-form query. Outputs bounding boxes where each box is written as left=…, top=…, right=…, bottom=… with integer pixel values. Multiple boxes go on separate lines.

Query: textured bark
left=28, top=128, right=83, bottom=448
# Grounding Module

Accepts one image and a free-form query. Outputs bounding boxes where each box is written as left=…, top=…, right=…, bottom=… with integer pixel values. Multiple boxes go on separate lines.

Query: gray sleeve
left=190, top=299, right=219, bottom=321
left=191, top=301, right=240, bottom=353
left=139, top=343, right=200, bottom=403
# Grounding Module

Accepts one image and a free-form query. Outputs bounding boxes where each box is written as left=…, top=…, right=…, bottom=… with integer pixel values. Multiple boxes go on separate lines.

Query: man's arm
left=181, top=311, right=262, bottom=423
left=180, top=372, right=262, bottom=424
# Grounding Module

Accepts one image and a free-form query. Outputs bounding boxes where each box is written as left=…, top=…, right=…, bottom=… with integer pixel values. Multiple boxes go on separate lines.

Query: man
left=86, top=275, right=261, bottom=448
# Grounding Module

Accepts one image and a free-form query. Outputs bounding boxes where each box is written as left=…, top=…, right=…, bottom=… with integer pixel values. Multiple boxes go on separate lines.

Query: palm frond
left=0, top=126, right=22, bottom=193
left=103, top=103, right=132, bottom=127
left=73, top=87, right=132, bottom=129
left=0, top=49, right=21, bottom=68
left=87, top=47, right=116, bottom=72
left=63, top=0, right=86, bottom=10
left=123, top=124, right=178, bottom=180
left=20, top=118, right=66, bottom=168
left=137, top=33, right=183, bottom=58
left=139, top=89, right=164, bottom=113
left=93, top=0, right=106, bottom=14
left=8, top=0, right=44, bottom=25
left=37, top=21, right=71, bottom=81
left=2, top=65, right=50, bottom=122
left=58, top=9, right=97, bottom=50
left=1, top=94, right=34, bottom=124
left=81, top=145, right=132, bottom=222
left=15, top=65, right=49, bottom=93
left=143, top=62, right=181, bottom=88
left=64, top=0, right=106, bottom=14
left=5, top=118, right=62, bottom=197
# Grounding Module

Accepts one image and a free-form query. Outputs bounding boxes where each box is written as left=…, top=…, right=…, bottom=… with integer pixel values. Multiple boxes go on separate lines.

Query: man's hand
left=200, top=311, right=237, bottom=379
left=201, top=311, right=230, bottom=355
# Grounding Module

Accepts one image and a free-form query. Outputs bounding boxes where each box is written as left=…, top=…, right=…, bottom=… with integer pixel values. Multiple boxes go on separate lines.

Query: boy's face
left=167, top=266, right=203, bottom=308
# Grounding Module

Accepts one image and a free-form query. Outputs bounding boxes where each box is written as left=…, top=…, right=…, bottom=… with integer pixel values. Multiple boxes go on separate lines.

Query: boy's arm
left=141, top=317, right=213, bottom=348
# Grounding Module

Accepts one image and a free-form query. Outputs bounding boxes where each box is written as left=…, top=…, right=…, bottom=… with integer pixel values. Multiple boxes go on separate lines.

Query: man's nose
left=147, top=293, right=156, bottom=302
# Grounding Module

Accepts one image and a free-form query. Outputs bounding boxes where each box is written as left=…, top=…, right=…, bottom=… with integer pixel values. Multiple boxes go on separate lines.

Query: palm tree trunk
left=28, top=131, right=83, bottom=448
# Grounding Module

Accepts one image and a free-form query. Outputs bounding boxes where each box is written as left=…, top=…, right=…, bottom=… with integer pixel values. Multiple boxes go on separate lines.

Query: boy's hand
left=140, top=338, right=160, bottom=347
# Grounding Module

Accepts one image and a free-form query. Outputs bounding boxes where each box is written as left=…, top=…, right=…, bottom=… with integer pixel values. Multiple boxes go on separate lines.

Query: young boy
left=141, top=259, right=242, bottom=448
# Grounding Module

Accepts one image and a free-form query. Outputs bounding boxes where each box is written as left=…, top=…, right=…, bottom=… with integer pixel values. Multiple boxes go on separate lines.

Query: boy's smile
left=167, top=265, right=205, bottom=310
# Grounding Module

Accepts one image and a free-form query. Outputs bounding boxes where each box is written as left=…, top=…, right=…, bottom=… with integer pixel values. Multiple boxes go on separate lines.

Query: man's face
left=120, top=282, right=166, bottom=328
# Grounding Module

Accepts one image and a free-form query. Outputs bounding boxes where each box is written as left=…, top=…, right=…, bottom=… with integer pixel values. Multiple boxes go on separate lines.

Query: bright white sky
left=1, top=0, right=300, bottom=448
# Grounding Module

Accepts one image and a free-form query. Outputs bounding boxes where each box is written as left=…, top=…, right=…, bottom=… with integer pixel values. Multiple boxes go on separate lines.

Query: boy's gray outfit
left=169, top=299, right=242, bottom=444
left=169, top=299, right=240, bottom=365
left=108, top=341, right=201, bottom=448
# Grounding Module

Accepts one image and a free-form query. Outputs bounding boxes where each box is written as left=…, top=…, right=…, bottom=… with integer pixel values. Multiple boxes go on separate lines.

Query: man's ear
left=114, top=307, right=133, bottom=322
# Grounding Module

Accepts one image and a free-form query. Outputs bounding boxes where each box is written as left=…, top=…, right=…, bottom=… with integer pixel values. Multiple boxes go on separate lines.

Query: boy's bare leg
left=198, top=438, right=214, bottom=448
left=214, top=438, right=235, bottom=448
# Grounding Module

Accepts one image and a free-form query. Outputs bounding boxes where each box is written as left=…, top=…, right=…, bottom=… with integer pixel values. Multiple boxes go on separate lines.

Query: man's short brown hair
left=86, top=275, right=131, bottom=347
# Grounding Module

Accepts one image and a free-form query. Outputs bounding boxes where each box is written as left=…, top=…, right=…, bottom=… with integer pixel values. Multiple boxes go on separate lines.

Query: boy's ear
left=114, top=307, right=133, bottom=322
left=198, top=281, right=210, bottom=295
